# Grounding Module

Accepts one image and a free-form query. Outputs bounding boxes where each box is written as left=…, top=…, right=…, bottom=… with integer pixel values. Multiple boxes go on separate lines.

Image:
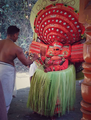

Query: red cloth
left=70, top=44, right=83, bottom=63
left=59, top=59, right=68, bottom=70
left=44, top=59, right=68, bottom=72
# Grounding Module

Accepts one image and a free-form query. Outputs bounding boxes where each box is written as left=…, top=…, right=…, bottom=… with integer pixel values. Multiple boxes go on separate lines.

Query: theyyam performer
left=27, top=0, right=85, bottom=117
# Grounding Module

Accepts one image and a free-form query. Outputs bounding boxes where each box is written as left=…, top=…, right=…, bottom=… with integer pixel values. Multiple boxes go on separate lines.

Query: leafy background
left=0, top=0, right=37, bottom=72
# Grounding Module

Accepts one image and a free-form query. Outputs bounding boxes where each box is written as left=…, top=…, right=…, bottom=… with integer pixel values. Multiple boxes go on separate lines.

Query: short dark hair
left=7, top=26, right=20, bottom=35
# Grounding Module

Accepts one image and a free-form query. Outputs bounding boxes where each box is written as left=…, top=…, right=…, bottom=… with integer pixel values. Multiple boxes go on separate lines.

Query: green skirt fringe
left=27, top=65, right=76, bottom=116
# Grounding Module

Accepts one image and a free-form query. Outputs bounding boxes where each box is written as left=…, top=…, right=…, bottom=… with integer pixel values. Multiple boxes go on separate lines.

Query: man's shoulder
left=15, top=44, right=22, bottom=50
left=0, top=39, right=5, bottom=42
left=15, top=44, right=23, bottom=54
left=12, top=42, right=20, bottom=49
left=0, top=39, right=6, bottom=45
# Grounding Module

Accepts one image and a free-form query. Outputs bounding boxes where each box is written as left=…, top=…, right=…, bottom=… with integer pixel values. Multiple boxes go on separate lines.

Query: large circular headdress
left=30, top=1, right=85, bottom=45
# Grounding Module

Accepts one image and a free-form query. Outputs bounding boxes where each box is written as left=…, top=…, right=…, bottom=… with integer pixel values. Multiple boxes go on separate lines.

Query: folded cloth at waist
left=0, top=61, right=16, bottom=107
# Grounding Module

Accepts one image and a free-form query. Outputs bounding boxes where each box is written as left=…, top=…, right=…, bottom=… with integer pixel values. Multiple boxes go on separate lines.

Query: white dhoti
left=0, top=61, right=16, bottom=110
left=29, top=62, right=37, bottom=77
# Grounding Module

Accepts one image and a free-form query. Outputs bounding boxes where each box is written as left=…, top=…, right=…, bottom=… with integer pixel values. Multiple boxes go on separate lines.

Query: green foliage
left=0, top=0, right=37, bottom=51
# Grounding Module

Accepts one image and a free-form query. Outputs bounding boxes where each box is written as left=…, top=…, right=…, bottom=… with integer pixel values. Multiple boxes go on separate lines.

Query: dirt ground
left=8, top=72, right=83, bottom=120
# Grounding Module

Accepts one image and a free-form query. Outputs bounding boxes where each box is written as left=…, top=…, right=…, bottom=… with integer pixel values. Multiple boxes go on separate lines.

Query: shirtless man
left=0, top=26, right=38, bottom=66
left=0, top=26, right=39, bottom=114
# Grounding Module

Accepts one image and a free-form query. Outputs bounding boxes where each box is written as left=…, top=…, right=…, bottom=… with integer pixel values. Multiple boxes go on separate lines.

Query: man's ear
left=13, top=34, right=16, bottom=37
left=11, top=34, right=16, bottom=41
left=9, top=34, right=14, bottom=39
left=13, top=34, right=17, bottom=40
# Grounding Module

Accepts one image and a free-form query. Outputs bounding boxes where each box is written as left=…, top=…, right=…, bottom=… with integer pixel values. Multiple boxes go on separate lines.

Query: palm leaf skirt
left=27, top=65, right=76, bottom=116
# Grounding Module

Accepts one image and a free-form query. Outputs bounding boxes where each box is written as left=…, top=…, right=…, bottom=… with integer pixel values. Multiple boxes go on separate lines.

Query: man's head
left=7, top=26, right=20, bottom=42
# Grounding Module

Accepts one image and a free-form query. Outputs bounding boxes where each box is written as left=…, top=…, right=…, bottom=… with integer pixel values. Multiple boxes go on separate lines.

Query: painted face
left=52, top=42, right=63, bottom=56
left=53, top=46, right=61, bottom=55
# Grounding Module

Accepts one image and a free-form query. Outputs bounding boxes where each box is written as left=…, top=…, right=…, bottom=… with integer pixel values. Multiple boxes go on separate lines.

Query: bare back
left=0, top=39, right=19, bottom=66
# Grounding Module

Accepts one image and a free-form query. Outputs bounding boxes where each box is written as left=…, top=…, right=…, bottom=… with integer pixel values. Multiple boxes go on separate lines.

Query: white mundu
left=0, top=61, right=16, bottom=112
left=29, top=62, right=37, bottom=77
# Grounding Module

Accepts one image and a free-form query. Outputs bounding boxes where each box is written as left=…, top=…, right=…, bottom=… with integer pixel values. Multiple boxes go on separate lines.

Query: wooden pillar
left=79, top=0, right=91, bottom=120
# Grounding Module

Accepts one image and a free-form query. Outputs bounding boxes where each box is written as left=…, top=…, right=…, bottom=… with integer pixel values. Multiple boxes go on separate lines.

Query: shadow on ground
left=8, top=81, right=82, bottom=120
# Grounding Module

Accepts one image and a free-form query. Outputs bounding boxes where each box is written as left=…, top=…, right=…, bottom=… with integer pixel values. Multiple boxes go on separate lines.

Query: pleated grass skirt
left=27, top=64, right=76, bottom=117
